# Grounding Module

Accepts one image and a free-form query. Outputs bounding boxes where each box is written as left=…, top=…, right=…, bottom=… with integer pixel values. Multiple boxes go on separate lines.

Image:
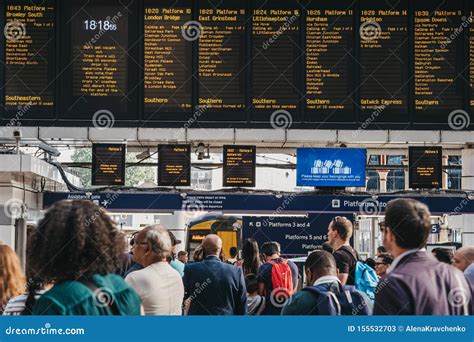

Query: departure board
left=359, top=1, right=409, bottom=122
left=3, top=1, right=55, bottom=118
left=144, top=0, right=192, bottom=115
left=470, top=9, right=474, bottom=111
left=223, top=145, right=256, bottom=187
left=59, top=0, right=138, bottom=120
left=408, top=146, right=442, bottom=189
left=198, top=0, right=246, bottom=111
left=413, top=1, right=464, bottom=121
left=1, top=0, right=472, bottom=129
left=158, top=144, right=191, bottom=186
left=304, top=1, right=354, bottom=122
left=92, top=144, right=126, bottom=186
left=252, top=1, right=301, bottom=117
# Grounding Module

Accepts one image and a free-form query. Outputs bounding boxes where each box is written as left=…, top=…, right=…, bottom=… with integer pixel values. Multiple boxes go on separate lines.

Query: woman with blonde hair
left=0, top=245, right=26, bottom=314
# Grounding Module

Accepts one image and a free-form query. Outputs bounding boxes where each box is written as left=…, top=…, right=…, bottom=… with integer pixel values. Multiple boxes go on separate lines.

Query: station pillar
left=462, top=149, right=474, bottom=190
left=377, top=170, right=390, bottom=193
left=442, top=155, right=449, bottom=190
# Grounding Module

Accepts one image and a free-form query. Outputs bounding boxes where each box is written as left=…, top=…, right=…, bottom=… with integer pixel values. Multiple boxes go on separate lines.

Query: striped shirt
left=2, top=290, right=46, bottom=316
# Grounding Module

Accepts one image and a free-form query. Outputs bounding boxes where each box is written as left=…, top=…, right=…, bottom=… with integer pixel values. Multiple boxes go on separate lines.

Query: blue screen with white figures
left=297, top=148, right=367, bottom=187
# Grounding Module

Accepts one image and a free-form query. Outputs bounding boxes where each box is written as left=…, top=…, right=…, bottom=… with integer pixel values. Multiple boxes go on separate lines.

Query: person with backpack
left=282, top=251, right=371, bottom=315
left=327, top=216, right=378, bottom=300
left=258, top=242, right=298, bottom=315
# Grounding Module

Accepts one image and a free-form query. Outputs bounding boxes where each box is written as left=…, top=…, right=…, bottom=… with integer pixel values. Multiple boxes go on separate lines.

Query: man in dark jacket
left=183, top=234, right=247, bottom=315
left=374, top=198, right=473, bottom=315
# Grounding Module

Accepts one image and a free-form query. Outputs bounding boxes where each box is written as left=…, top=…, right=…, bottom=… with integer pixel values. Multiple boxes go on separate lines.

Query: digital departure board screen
left=198, top=0, right=246, bottom=113
left=0, top=1, right=472, bottom=129
left=3, top=1, right=55, bottom=119
left=92, top=144, right=126, bottom=186
left=413, top=0, right=464, bottom=122
left=304, top=1, right=354, bottom=123
left=158, top=144, right=191, bottom=186
left=59, top=0, right=138, bottom=121
left=223, top=145, right=256, bottom=187
left=144, top=0, right=192, bottom=117
left=408, top=146, right=442, bottom=189
left=470, top=8, right=474, bottom=112
left=252, top=1, right=301, bottom=120
left=359, top=1, right=409, bottom=122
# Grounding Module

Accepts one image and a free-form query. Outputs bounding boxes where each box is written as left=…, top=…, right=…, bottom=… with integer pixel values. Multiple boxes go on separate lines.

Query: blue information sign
left=297, top=148, right=367, bottom=187
left=242, top=214, right=351, bottom=255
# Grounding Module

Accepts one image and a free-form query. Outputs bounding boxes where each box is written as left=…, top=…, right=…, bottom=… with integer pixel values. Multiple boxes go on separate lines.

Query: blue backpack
left=339, top=247, right=378, bottom=301
left=354, top=261, right=378, bottom=301
left=302, top=284, right=371, bottom=315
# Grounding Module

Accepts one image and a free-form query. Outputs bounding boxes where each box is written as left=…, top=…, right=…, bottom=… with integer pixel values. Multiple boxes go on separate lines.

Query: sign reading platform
left=409, top=146, right=442, bottom=189
left=158, top=144, right=191, bottom=186
left=223, top=145, right=256, bottom=187
left=92, top=144, right=126, bottom=186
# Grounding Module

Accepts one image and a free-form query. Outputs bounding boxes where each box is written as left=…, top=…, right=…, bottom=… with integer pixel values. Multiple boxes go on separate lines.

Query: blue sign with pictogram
left=297, top=148, right=367, bottom=187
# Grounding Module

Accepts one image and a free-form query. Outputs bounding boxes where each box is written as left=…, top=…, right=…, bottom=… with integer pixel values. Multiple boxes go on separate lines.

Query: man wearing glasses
left=374, top=253, right=393, bottom=278
left=374, top=198, right=473, bottom=315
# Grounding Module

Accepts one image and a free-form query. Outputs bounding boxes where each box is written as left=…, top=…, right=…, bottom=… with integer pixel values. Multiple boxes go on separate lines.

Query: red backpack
left=269, top=259, right=294, bottom=299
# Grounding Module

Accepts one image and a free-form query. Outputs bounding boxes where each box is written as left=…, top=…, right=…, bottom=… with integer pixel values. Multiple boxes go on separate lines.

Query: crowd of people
left=1, top=198, right=473, bottom=316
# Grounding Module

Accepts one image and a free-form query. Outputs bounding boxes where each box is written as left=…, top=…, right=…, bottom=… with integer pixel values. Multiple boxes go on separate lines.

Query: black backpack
left=302, top=284, right=371, bottom=315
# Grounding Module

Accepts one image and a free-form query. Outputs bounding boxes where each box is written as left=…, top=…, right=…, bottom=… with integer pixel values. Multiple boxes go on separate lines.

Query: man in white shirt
left=125, top=225, right=184, bottom=315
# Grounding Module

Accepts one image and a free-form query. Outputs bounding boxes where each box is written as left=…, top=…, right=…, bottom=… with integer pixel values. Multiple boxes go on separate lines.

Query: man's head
left=168, top=231, right=181, bottom=254
left=376, top=245, right=387, bottom=256
left=202, top=234, right=222, bottom=257
left=245, top=274, right=259, bottom=295
left=375, top=253, right=394, bottom=277
left=261, top=242, right=281, bottom=261
left=327, top=216, right=353, bottom=248
left=177, top=250, right=188, bottom=264
left=453, top=247, right=474, bottom=272
left=382, top=198, right=431, bottom=256
left=432, top=248, right=454, bottom=265
left=229, top=246, right=238, bottom=259
left=132, top=225, right=172, bottom=267
left=305, top=250, right=337, bottom=285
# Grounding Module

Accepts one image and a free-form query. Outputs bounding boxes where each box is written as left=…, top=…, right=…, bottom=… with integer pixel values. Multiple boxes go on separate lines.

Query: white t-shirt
left=125, top=262, right=184, bottom=315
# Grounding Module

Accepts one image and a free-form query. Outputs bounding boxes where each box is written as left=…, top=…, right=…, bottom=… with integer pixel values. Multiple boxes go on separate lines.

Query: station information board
left=144, top=0, right=192, bottom=116
left=0, top=0, right=471, bottom=128
left=92, top=144, right=126, bottom=186
left=158, top=144, right=191, bottom=186
left=252, top=1, right=301, bottom=118
left=304, top=1, right=354, bottom=122
left=408, top=146, right=442, bottom=189
left=223, top=145, right=256, bottom=187
left=359, top=1, right=409, bottom=122
left=198, top=0, right=246, bottom=112
left=4, top=1, right=55, bottom=118
left=413, top=0, right=464, bottom=122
